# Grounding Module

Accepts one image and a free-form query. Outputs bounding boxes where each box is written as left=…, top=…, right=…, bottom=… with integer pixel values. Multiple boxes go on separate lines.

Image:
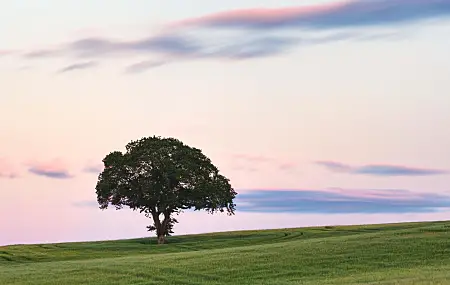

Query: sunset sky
left=2, top=0, right=450, bottom=246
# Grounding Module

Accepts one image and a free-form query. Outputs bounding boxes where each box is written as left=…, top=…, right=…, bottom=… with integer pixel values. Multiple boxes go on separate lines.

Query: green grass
left=2, top=221, right=450, bottom=284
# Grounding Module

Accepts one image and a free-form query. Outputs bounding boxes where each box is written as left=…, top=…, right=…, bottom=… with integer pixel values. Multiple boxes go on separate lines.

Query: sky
left=1, top=0, right=450, bottom=246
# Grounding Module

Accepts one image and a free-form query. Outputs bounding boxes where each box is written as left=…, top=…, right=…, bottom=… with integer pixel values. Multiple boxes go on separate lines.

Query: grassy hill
left=1, top=221, right=450, bottom=284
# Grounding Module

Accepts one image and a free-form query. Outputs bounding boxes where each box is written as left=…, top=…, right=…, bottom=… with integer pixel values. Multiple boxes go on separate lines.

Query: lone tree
left=95, top=136, right=237, bottom=244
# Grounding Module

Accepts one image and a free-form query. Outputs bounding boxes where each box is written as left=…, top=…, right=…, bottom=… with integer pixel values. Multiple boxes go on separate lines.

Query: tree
left=95, top=136, right=237, bottom=244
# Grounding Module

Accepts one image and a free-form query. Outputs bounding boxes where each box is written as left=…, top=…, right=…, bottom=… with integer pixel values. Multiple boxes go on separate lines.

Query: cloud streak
left=26, top=159, right=73, bottom=179
left=231, top=154, right=299, bottom=173
left=73, top=201, right=100, bottom=208
left=57, top=61, right=98, bottom=73
left=73, top=188, right=450, bottom=214
left=237, top=188, right=450, bottom=214
left=0, top=158, right=18, bottom=179
left=316, top=161, right=448, bottom=176
left=0, top=50, right=15, bottom=57
left=125, top=60, right=168, bottom=74
left=173, top=0, right=450, bottom=31
left=4, top=0, right=450, bottom=72
left=83, top=163, right=104, bottom=174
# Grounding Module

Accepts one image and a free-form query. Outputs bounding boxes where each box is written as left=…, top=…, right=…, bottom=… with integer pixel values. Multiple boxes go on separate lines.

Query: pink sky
left=1, top=0, right=450, bottom=245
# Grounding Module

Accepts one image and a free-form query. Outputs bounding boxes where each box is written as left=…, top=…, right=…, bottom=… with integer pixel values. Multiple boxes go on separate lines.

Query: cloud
left=57, top=61, right=98, bottom=73
left=22, top=35, right=202, bottom=60
left=236, top=188, right=450, bottom=214
left=74, top=188, right=450, bottom=214
left=0, top=158, right=18, bottom=179
left=13, top=29, right=387, bottom=66
left=0, top=50, right=15, bottom=56
left=24, top=49, right=62, bottom=59
left=83, top=163, right=104, bottom=174
left=125, top=60, right=168, bottom=74
left=232, top=154, right=274, bottom=163
left=231, top=154, right=298, bottom=173
left=278, top=162, right=298, bottom=171
left=5, top=0, right=450, bottom=71
left=173, top=0, right=450, bottom=31
left=353, top=165, right=448, bottom=176
left=315, top=161, right=353, bottom=173
left=73, top=201, right=100, bottom=208
left=315, top=161, right=448, bottom=176
left=26, top=159, right=73, bottom=179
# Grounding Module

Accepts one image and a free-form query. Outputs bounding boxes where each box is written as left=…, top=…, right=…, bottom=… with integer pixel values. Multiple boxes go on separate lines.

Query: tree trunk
left=151, top=209, right=171, bottom=245
left=157, top=234, right=166, bottom=244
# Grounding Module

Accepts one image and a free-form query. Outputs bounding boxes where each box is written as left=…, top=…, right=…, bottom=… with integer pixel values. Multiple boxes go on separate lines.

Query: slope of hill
left=1, top=221, right=450, bottom=284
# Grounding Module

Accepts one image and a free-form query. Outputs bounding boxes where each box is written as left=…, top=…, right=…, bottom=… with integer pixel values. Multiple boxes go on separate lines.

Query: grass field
left=2, top=221, right=450, bottom=284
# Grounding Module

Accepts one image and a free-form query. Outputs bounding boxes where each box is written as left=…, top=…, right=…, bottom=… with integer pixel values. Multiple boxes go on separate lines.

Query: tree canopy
left=95, top=136, right=237, bottom=244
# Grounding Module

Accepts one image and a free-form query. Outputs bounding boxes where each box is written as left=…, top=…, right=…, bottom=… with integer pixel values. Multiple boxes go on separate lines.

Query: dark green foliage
left=95, top=136, right=237, bottom=243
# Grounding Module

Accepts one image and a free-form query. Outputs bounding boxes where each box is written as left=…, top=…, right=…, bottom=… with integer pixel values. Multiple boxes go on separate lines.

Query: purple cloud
left=24, top=35, right=201, bottom=60
left=316, top=161, right=448, bottom=176
left=5, top=0, right=450, bottom=72
left=28, top=168, right=72, bottom=179
left=83, top=163, right=104, bottom=174
left=354, top=165, right=448, bottom=176
left=173, top=0, right=450, bottom=31
left=237, top=188, right=450, bottom=214
left=24, top=49, right=62, bottom=59
left=26, top=160, right=73, bottom=179
left=125, top=60, right=168, bottom=74
left=74, top=188, right=450, bottom=214
left=57, top=61, right=98, bottom=73
left=315, top=161, right=353, bottom=173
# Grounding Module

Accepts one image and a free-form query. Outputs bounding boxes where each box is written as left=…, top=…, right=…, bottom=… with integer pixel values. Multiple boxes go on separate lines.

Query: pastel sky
left=2, top=0, right=450, bottom=246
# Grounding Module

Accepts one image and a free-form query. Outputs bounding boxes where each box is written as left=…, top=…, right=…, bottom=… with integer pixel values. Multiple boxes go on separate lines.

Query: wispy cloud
left=353, top=165, right=448, bottom=176
left=231, top=154, right=299, bottom=173
left=237, top=188, right=450, bottom=214
left=315, top=161, right=448, bottom=176
left=172, top=0, right=450, bottom=30
left=0, top=158, right=18, bottom=179
left=73, top=200, right=100, bottom=208
left=0, top=50, right=15, bottom=56
left=24, top=49, right=62, bottom=59
left=57, top=61, right=98, bottom=73
left=125, top=60, right=168, bottom=74
left=74, top=188, right=450, bottom=214
left=315, top=161, right=352, bottom=173
left=26, top=159, right=73, bottom=179
left=232, top=154, right=274, bottom=163
left=83, top=162, right=104, bottom=174
left=5, top=0, right=450, bottom=72
left=278, top=162, right=298, bottom=171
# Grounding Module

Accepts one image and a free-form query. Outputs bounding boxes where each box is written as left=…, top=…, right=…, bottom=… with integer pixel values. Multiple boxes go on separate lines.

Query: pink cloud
left=169, top=1, right=352, bottom=29
left=278, top=162, right=298, bottom=171
left=9, top=0, right=449, bottom=74
left=168, top=0, right=450, bottom=31
left=0, top=50, right=15, bottom=56
left=25, top=159, right=74, bottom=179
left=231, top=153, right=298, bottom=173
left=0, top=158, right=18, bottom=179
left=232, top=154, right=274, bottom=163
